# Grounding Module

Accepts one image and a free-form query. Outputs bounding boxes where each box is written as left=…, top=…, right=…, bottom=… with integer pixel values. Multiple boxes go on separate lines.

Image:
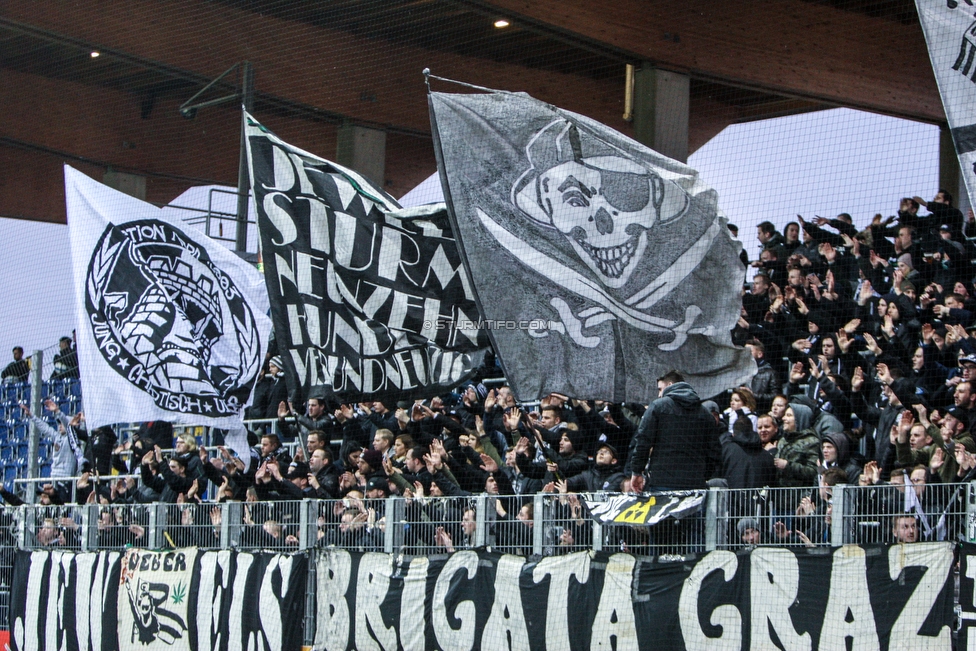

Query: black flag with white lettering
left=429, top=85, right=753, bottom=402
left=245, top=114, right=489, bottom=403
left=9, top=548, right=307, bottom=651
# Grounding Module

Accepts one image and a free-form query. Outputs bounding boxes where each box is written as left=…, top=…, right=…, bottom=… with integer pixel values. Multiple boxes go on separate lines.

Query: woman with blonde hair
left=173, top=432, right=207, bottom=494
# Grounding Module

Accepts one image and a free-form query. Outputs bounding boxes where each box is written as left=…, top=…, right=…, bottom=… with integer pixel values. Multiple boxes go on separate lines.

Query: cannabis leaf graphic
left=172, top=581, right=186, bottom=605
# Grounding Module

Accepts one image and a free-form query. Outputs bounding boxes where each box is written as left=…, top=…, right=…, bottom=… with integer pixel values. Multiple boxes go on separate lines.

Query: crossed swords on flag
left=476, top=208, right=723, bottom=350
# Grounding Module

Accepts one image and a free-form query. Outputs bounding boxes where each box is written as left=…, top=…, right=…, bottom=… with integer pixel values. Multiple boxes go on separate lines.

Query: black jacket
left=311, top=464, right=341, bottom=499
left=1, top=359, right=28, bottom=383
left=247, top=374, right=289, bottom=420
left=140, top=464, right=194, bottom=503
left=719, top=429, right=776, bottom=490
left=626, top=382, right=722, bottom=489
left=516, top=450, right=589, bottom=481
left=566, top=461, right=626, bottom=493
left=750, top=360, right=780, bottom=414
left=50, top=348, right=79, bottom=381
left=80, top=426, right=117, bottom=475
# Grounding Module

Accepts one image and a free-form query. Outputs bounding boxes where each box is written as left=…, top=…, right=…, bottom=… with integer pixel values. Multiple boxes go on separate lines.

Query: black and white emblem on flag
left=503, top=118, right=711, bottom=351
left=123, top=578, right=188, bottom=645
left=85, top=220, right=263, bottom=417
left=429, top=87, right=754, bottom=401
left=66, top=166, right=271, bottom=429
left=513, top=119, right=689, bottom=290
left=245, top=113, right=489, bottom=403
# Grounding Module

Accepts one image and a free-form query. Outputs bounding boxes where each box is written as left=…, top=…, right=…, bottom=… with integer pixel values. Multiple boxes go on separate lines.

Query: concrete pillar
left=632, top=66, right=690, bottom=163
left=336, top=123, right=387, bottom=187
left=942, top=123, right=972, bottom=213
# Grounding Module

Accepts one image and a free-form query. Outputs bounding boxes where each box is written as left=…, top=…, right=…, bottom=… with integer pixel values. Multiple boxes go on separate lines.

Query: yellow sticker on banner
left=614, top=497, right=656, bottom=524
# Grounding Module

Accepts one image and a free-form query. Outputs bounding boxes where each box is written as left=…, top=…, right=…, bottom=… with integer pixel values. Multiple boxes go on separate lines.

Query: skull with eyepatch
left=513, top=120, right=688, bottom=288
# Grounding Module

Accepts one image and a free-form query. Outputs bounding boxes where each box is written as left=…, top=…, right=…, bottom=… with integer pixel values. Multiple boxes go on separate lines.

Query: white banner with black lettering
left=65, top=166, right=272, bottom=429
left=316, top=545, right=954, bottom=650
left=916, top=0, right=976, bottom=208
left=9, top=547, right=307, bottom=651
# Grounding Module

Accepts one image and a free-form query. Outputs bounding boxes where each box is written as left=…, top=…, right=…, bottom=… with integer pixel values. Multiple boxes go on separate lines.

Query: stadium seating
left=0, top=379, right=83, bottom=485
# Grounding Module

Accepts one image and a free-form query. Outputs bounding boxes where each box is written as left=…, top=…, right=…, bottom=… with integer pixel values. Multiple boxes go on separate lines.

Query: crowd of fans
left=4, top=191, right=976, bottom=553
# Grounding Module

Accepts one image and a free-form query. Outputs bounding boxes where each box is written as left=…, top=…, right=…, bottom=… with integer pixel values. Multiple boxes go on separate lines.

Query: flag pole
left=25, top=349, right=42, bottom=504
left=235, top=61, right=255, bottom=253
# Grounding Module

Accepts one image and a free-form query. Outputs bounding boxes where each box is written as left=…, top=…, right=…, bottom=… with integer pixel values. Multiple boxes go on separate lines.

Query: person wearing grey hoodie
left=789, top=395, right=844, bottom=439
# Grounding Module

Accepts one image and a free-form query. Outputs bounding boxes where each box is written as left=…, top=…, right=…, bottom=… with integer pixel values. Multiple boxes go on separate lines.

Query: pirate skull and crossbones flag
left=245, top=113, right=489, bottom=403
left=65, top=166, right=272, bottom=429
left=429, top=86, right=754, bottom=401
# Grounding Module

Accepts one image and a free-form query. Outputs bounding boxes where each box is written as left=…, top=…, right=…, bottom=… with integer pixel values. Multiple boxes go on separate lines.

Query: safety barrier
left=2, top=482, right=972, bottom=645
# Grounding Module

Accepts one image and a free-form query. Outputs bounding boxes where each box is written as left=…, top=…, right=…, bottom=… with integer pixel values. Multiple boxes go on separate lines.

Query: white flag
left=902, top=475, right=932, bottom=537
left=916, top=0, right=976, bottom=207
left=118, top=547, right=197, bottom=648
left=65, top=166, right=271, bottom=429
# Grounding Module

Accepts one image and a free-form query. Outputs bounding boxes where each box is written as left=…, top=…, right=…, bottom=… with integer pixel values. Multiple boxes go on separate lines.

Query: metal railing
left=7, top=483, right=971, bottom=555
left=2, top=482, right=972, bottom=646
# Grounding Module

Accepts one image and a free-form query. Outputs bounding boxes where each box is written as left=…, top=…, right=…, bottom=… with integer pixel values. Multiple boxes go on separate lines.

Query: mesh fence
left=9, top=486, right=968, bottom=555
left=2, top=3, right=976, bottom=646
left=3, top=487, right=970, bottom=647
left=0, top=0, right=963, bottom=354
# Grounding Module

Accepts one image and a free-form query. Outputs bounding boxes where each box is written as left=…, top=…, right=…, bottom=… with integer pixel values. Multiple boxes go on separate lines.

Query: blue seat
left=2, top=384, right=18, bottom=403
left=19, top=385, right=30, bottom=404
left=16, top=443, right=28, bottom=459
left=12, top=424, right=27, bottom=440
left=58, top=398, right=72, bottom=414
left=0, top=445, right=12, bottom=461
left=69, top=380, right=82, bottom=398
left=39, top=463, right=51, bottom=478
left=3, top=465, right=18, bottom=483
left=50, top=380, right=66, bottom=398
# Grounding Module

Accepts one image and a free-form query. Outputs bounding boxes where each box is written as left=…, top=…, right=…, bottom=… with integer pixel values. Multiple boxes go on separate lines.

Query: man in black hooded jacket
left=822, top=431, right=862, bottom=485
left=627, top=371, right=722, bottom=491
left=720, top=417, right=776, bottom=490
